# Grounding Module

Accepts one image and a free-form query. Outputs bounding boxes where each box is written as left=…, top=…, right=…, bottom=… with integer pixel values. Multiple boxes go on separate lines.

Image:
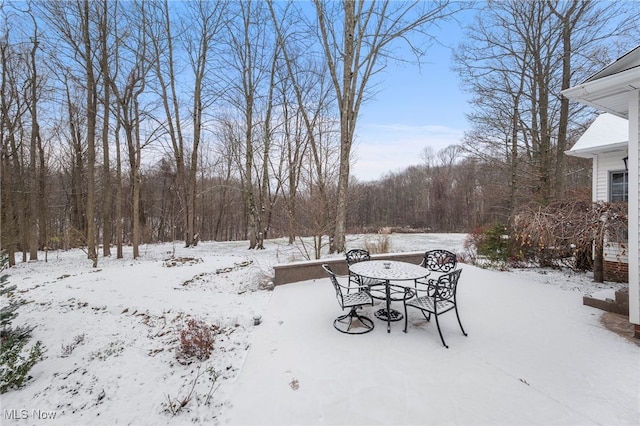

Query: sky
left=2, top=234, right=636, bottom=425
left=353, top=18, right=472, bottom=182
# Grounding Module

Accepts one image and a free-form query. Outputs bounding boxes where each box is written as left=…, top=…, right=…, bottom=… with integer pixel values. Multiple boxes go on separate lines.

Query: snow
left=1, top=234, right=637, bottom=425
left=566, top=112, right=628, bottom=158
left=588, top=288, right=617, bottom=302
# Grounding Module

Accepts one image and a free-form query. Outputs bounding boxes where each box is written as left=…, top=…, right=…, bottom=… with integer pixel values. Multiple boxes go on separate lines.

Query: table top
left=348, top=260, right=430, bottom=282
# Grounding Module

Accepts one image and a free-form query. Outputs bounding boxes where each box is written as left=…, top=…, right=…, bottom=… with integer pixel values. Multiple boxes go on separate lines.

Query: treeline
left=1, top=1, right=638, bottom=266
left=347, top=146, right=592, bottom=234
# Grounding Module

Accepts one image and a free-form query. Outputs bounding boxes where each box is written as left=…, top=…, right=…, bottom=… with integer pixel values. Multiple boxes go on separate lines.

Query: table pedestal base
left=374, top=308, right=403, bottom=322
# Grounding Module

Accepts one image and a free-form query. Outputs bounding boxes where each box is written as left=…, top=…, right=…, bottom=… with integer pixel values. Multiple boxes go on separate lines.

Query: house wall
left=595, top=150, right=628, bottom=200
left=604, top=260, right=629, bottom=282
left=629, top=90, right=639, bottom=333
left=595, top=150, right=629, bottom=269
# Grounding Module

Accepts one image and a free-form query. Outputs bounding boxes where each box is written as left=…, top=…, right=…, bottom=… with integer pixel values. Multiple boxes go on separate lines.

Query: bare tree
left=80, top=0, right=98, bottom=266
left=0, top=19, right=30, bottom=266
left=26, top=13, right=40, bottom=261
left=98, top=0, right=112, bottom=257
left=108, top=0, right=152, bottom=259
left=183, top=0, right=226, bottom=248
left=268, top=0, right=339, bottom=249
left=40, top=0, right=100, bottom=265
left=455, top=0, right=638, bottom=208
left=313, top=0, right=456, bottom=253
left=147, top=0, right=225, bottom=248
left=221, top=0, right=279, bottom=249
left=549, top=0, right=638, bottom=198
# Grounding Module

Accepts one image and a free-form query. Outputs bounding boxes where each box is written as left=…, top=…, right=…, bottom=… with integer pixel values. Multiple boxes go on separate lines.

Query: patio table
left=348, top=260, right=430, bottom=333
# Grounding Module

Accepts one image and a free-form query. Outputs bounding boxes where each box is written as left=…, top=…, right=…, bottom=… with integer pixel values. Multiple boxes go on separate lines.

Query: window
left=610, top=171, right=628, bottom=202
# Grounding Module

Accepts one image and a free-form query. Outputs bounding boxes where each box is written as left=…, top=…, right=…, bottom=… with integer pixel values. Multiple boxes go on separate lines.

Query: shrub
left=364, top=228, right=391, bottom=254
left=0, top=251, right=44, bottom=393
left=465, top=224, right=511, bottom=265
left=61, top=334, right=86, bottom=357
left=175, top=318, right=217, bottom=364
left=512, top=199, right=627, bottom=277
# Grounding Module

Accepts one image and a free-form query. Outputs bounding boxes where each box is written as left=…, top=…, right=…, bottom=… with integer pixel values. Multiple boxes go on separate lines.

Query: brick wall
left=604, top=260, right=629, bottom=283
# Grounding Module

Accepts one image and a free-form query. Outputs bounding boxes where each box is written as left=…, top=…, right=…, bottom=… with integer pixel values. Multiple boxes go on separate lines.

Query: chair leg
left=403, top=303, right=408, bottom=333
left=434, top=314, right=448, bottom=348
left=334, top=307, right=374, bottom=334
left=454, top=306, right=467, bottom=336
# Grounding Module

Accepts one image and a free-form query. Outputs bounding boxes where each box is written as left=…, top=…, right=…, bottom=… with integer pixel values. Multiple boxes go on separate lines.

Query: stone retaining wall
left=583, top=287, right=629, bottom=316
left=273, top=251, right=425, bottom=285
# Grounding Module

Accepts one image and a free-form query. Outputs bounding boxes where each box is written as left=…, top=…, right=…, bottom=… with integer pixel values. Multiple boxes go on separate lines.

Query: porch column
left=629, top=88, right=640, bottom=337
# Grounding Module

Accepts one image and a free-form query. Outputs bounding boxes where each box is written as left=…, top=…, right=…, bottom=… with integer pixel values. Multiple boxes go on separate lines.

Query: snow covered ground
left=1, top=233, right=636, bottom=425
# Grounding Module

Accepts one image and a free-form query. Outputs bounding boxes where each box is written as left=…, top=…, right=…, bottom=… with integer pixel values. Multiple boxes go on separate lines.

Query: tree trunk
left=551, top=1, right=586, bottom=200
left=101, top=0, right=112, bottom=257
left=28, top=36, right=39, bottom=261
left=114, top=120, right=123, bottom=258
left=82, top=0, right=98, bottom=267
left=593, top=234, right=604, bottom=283
left=331, top=0, right=356, bottom=254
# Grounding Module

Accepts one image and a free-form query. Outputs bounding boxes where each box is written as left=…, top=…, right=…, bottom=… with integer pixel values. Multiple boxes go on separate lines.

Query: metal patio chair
left=345, top=249, right=386, bottom=299
left=403, top=268, right=467, bottom=348
left=420, top=249, right=457, bottom=274
left=322, top=264, right=374, bottom=334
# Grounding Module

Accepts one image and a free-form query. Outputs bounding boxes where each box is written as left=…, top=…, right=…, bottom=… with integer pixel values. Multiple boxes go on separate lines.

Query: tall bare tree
left=0, top=20, right=29, bottom=266
left=455, top=0, right=638, bottom=208
left=108, top=0, right=152, bottom=259
left=182, top=0, right=226, bottom=247
left=268, top=0, right=338, bottom=249
left=41, top=0, right=100, bottom=265
left=221, top=0, right=278, bottom=249
left=80, top=0, right=98, bottom=266
left=313, top=0, right=455, bottom=253
left=26, top=14, right=40, bottom=261
left=98, top=0, right=112, bottom=257
left=147, top=0, right=225, bottom=248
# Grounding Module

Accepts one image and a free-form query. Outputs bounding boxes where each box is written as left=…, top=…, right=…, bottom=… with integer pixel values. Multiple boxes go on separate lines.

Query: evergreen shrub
left=0, top=251, right=43, bottom=393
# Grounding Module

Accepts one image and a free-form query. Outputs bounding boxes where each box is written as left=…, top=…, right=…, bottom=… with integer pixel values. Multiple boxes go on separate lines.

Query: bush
left=465, top=224, right=511, bottom=265
left=175, top=318, right=217, bottom=364
left=512, top=199, right=627, bottom=276
left=0, top=251, right=43, bottom=393
left=364, top=228, right=391, bottom=254
left=0, top=335, right=43, bottom=393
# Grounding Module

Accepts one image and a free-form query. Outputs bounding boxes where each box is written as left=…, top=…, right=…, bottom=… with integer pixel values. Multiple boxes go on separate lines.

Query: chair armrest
left=338, top=279, right=371, bottom=293
left=387, top=284, right=415, bottom=301
left=411, top=278, right=436, bottom=297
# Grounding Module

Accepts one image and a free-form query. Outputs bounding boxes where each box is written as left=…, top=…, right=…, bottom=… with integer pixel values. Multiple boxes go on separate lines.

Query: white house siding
left=593, top=151, right=630, bottom=263
left=595, top=151, right=628, bottom=201
left=604, top=245, right=629, bottom=263
left=561, top=45, right=640, bottom=335
left=629, top=90, right=639, bottom=327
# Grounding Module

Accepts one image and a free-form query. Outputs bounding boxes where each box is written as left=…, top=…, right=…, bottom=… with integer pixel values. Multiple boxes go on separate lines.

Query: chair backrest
left=421, top=249, right=457, bottom=273
left=433, top=268, right=463, bottom=302
left=345, top=249, right=371, bottom=265
left=322, top=264, right=344, bottom=308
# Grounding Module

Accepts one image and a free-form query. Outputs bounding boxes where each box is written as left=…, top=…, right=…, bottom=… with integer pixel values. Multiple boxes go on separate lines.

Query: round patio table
left=348, top=260, right=430, bottom=333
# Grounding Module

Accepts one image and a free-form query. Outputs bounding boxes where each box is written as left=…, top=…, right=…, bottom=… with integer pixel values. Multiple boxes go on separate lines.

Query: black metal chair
left=403, top=268, right=467, bottom=348
left=420, top=249, right=457, bottom=274
left=322, top=264, right=374, bottom=334
left=345, top=249, right=386, bottom=299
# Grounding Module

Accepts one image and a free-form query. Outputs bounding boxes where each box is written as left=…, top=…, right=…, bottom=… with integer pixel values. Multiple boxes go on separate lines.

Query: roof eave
left=566, top=141, right=628, bottom=158
left=562, top=67, right=640, bottom=118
